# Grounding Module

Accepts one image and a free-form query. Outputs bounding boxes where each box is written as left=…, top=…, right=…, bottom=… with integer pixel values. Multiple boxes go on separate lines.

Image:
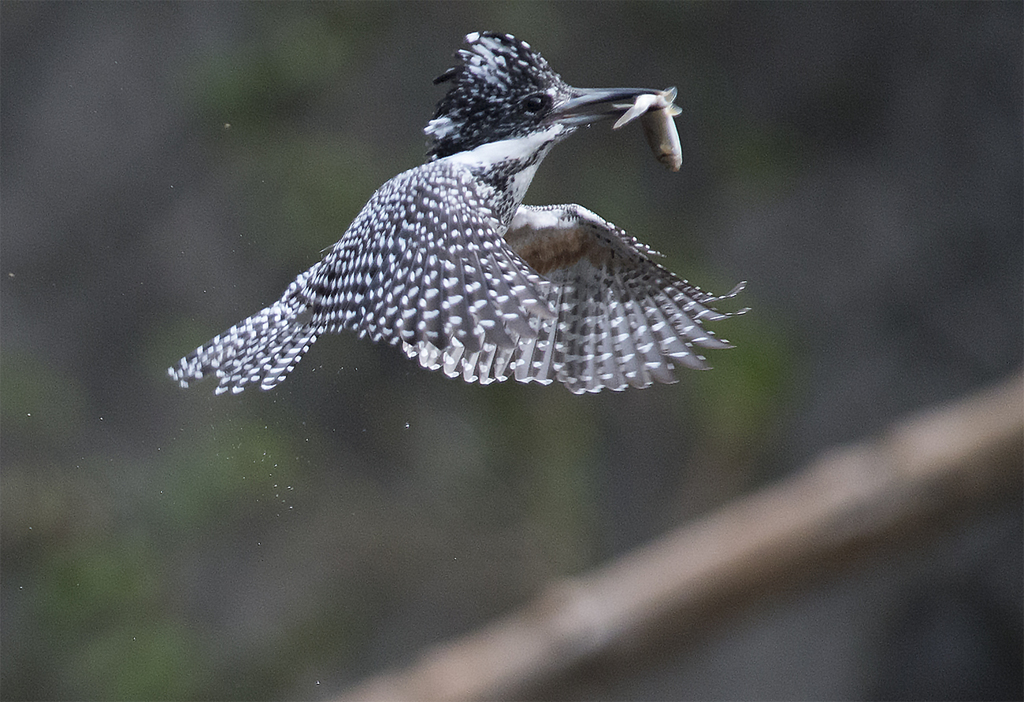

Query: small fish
left=613, top=88, right=683, bottom=172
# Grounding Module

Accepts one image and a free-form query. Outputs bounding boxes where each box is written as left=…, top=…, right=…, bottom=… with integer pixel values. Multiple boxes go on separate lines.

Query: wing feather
left=502, top=204, right=745, bottom=392
left=171, top=159, right=743, bottom=394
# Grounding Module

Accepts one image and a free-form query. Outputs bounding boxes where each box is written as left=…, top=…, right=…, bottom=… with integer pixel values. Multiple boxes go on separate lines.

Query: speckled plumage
left=169, top=32, right=744, bottom=395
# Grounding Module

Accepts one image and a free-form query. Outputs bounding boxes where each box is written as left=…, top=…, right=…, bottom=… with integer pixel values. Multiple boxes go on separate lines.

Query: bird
left=169, top=31, right=745, bottom=395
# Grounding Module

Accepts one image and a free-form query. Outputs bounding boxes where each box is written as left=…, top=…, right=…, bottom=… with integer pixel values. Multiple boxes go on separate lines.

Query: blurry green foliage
left=186, top=12, right=355, bottom=127
left=2, top=4, right=796, bottom=700
left=0, top=352, right=89, bottom=461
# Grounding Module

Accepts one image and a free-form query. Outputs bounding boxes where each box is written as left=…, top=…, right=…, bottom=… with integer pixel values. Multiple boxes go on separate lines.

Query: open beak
left=551, top=87, right=663, bottom=126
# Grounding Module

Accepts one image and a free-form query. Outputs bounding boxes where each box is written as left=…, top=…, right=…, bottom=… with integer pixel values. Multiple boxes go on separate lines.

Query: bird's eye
left=522, top=93, right=550, bottom=114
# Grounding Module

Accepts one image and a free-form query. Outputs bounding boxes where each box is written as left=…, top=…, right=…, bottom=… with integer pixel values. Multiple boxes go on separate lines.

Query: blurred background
left=1, top=3, right=1020, bottom=700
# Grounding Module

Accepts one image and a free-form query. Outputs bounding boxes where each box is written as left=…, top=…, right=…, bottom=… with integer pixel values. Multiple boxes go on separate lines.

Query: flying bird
left=169, top=31, right=745, bottom=395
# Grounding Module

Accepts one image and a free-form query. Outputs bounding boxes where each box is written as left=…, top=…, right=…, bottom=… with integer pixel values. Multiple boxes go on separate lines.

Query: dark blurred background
left=1, top=3, right=1020, bottom=700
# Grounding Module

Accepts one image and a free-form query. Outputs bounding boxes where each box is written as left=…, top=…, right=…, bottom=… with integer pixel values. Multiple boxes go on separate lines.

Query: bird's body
left=170, top=32, right=744, bottom=395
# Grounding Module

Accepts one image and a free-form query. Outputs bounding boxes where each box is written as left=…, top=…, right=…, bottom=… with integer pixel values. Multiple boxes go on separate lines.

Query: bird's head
left=425, top=32, right=664, bottom=161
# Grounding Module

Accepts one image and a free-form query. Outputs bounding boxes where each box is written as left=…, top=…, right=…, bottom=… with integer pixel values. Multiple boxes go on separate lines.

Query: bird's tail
left=168, top=277, right=320, bottom=394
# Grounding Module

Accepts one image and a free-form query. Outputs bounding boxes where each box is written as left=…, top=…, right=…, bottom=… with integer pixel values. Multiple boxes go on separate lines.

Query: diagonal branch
left=334, top=372, right=1023, bottom=702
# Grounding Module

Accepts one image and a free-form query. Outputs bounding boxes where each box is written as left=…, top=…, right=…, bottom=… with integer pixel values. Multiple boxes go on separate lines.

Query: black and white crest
left=426, top=32, right=571, bottom=160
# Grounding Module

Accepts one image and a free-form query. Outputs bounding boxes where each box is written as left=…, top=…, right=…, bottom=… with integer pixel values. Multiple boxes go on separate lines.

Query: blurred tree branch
left=334, top=372, right=1023, bottom=702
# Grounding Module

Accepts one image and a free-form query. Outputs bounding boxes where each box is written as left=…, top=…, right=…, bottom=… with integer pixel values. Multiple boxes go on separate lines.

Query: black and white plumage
left=169, top=31, right=745, bottom=395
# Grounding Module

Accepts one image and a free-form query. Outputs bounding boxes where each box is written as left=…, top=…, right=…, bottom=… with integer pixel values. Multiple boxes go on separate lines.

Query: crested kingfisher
left=169, top=31, right=745, bottom=394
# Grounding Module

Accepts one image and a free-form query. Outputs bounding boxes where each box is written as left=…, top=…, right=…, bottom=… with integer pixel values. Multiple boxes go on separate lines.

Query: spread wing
left=171, top=162, right=742, bottom=395
left=170, top=161, right=555, bottom=394
left=307, top=162, right=555, bottom=382
left=501, top=204, right=746, bottom=393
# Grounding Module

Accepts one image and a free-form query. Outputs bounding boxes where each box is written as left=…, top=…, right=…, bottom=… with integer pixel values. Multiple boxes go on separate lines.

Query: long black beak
left=551, top=87, right=662, bottom=126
